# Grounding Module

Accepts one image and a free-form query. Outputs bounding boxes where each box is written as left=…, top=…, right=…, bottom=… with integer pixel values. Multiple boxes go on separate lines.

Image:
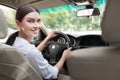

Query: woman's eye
left=37, top=19, right=41, bottom=23
left=28, top=20, right=34, bottom=23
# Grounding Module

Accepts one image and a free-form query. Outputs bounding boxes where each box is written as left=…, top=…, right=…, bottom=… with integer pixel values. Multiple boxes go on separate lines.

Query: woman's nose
left=34, top=22, right=40, bottom=28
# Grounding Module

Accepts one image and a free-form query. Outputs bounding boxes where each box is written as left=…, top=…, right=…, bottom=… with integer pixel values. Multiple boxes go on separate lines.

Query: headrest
left=101, top=0, right=120, bottom=43
left=0, top=8, right=8, bottom=39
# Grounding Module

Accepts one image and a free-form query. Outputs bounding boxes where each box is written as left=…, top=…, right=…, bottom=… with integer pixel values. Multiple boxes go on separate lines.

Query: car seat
left=67, top=0, right=120, bottom=80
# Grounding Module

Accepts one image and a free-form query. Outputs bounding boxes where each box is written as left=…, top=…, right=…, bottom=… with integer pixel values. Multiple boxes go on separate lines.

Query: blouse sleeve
left=25, top=45, right=58, bottom=79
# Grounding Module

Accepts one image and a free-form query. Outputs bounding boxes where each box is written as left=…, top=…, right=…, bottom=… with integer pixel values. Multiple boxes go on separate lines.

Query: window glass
left=0, top=5, right=17, bottom=43
left=0, top=5, right=17, bottom=29
left=40, top=0, right=107, bottom=33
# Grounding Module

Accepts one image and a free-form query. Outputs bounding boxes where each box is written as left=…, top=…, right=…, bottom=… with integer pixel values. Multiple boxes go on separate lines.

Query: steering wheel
left=43, top=31, right=71, bottom=65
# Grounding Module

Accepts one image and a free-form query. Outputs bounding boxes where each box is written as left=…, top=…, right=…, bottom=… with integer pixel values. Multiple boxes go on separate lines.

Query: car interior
left=1, top=0, right=120, bottom=80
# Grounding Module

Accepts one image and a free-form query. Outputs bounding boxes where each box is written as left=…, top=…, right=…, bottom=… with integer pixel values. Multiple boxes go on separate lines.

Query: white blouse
left=13, top=37, right=58, bottom=79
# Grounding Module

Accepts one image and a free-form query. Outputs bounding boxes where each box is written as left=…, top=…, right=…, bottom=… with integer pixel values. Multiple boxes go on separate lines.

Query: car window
left=0, top=5, right=16, bottom=29
left=0, top=5, right=16, bottom=42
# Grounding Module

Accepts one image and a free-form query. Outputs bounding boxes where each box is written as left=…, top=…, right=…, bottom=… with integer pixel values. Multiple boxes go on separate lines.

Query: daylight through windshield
left=40, top=0, right=106, bottom=33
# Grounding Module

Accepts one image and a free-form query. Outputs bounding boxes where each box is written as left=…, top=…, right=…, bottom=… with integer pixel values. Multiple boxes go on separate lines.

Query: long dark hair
left=6, top=4, right=39, bottom=46
left=6, top=31, right=18, bottom=46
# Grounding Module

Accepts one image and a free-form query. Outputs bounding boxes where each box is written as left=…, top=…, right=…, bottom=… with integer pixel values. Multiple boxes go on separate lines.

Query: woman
left=7, top=5, right=71, bottom=79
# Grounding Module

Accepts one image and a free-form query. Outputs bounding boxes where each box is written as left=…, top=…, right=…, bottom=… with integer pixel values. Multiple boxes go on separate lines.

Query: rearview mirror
left=77, top=8, right=100, bottom=17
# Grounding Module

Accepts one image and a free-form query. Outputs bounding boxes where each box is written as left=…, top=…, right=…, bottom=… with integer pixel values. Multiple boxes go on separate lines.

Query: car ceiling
left=0, top=0, right=70, bottom=10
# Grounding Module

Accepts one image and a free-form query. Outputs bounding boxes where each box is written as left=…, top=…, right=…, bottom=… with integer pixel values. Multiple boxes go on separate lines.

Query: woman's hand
left=46, top=30, right=57, bottom=40
left=55, top=47, right=72, bottom=71
left=61, top=47, right=72, bottom=60
left=37, top=30, right=57, bottom=51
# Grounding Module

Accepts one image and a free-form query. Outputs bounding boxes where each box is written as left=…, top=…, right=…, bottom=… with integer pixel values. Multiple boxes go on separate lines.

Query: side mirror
left=77, top=8, right=100, bottom=17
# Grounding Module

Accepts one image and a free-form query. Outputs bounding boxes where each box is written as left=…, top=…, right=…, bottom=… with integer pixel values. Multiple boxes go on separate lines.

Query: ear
left=16, top=20, right=21, bottom=28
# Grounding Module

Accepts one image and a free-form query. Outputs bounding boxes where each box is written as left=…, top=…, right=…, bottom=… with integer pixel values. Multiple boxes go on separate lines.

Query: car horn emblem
left=51, top=45, right=55, bottom=49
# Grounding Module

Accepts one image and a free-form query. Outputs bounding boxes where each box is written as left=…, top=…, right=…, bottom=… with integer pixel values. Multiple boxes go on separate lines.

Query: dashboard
left=54, top=34, right=108, bottom=50
left=34, top=30, right=108, bottom=51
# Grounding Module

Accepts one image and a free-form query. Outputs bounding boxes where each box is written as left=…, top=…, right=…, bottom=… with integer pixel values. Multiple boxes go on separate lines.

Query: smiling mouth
left=31, top=29, right=38, bottom=34
left=33, top=30, right=39, bottom=34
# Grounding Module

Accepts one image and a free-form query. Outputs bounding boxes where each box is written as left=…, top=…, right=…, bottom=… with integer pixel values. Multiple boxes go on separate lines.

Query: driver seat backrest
left=67, top=0, right=120, bottom=80
left=0, top=8, right=43, bottom=80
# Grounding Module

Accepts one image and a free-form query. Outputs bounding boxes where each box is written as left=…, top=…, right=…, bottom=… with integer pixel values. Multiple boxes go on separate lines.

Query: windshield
left=39, top=0, right=107, bottom=35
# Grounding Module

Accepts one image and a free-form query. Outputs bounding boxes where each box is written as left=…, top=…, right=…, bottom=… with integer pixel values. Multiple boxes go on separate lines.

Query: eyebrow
left=26, top=17, right=41, bottom=20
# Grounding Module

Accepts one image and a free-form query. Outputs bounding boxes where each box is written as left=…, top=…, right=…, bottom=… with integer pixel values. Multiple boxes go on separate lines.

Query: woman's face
left=17, top=12, right=41, bottom=39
